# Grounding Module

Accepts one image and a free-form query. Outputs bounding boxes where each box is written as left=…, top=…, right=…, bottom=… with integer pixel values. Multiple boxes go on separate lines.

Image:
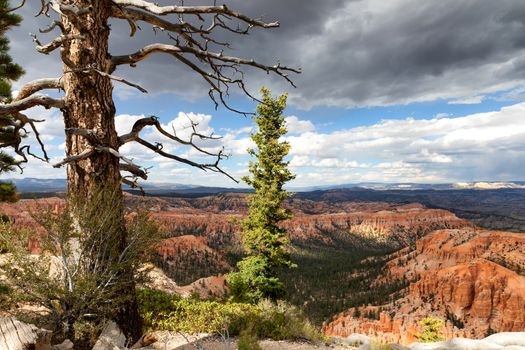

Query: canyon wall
left=324, top=228, right=525, bottom=344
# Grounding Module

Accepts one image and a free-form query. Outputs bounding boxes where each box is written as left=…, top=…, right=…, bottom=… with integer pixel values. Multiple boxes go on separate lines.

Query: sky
left=5, top=0, right=525, bottom=187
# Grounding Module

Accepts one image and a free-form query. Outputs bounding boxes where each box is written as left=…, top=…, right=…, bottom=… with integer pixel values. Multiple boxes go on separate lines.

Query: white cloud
left=448, top=95, right=485, bottom=105
left=285, top=116, right=315, bottom=134
left=283, top=103, right=525, bottom=185
left=7, top=103, right=525, bottom=188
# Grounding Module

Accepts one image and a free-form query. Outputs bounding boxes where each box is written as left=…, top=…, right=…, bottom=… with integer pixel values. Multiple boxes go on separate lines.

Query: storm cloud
left=7, top=0, right=525, bottom=109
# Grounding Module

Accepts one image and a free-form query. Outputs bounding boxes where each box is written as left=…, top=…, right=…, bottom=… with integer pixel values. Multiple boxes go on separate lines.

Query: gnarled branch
left=16, top=78, right=63, bottom=101
left=112, top=44, right=299, bottom=77
left=0, top=95, right=64, bottom=114
left=0, top=92, right=63, bottom=164
left=39, top=20, right=66, bottom=34
left=53, top=148, right=95, bottom=168
left=0, top=112, right=50, bottom=162
left=65, top=68, right=147, bottom=93
left=49, top=0, right=92, bottom=17
left=31, top=33, right=85, bottom=54
left=112, top=43, right=299, bottom=114
left=117, top=115, right=237, bottom=182
left=120, top=163, right=148, bottom=180
left=118, top=115, right=219, bottom=156
left=113, top=0, right=279, bottom=29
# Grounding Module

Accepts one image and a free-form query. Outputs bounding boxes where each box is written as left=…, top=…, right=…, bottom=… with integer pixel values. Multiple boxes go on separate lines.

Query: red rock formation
left=324, top=228, right=525, bottom=344
left=153, top=202, right=470, bottom=250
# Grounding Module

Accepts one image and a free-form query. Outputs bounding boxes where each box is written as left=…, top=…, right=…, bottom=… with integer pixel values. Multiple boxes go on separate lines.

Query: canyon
left=324, top=228, right=525, bottom=344
left=0, top=190, right=523, bottom=343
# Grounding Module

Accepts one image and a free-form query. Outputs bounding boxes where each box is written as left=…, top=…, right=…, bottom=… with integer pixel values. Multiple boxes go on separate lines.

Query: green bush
left=137, top=289, right=324, bottom=341
left=238, top=328, right=262, bottom=350
left=415, top=316, right=445, bottom=342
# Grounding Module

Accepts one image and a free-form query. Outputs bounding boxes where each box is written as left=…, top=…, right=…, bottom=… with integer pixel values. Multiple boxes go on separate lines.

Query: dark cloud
left=8, top=0, right=525, bottom=109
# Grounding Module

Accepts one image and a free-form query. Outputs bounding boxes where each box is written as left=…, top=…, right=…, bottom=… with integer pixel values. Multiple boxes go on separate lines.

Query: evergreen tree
left=229, top=87, right=296, bottom=303
left=0, top=0, right=23, bottom=202
left=0, top=0, right=23, bottom=100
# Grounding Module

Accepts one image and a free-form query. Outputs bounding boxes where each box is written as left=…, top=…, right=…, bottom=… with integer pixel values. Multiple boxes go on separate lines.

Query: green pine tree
left=0, top=0, right=23, bottom=202
left=228, top=87, right=296, bottom=303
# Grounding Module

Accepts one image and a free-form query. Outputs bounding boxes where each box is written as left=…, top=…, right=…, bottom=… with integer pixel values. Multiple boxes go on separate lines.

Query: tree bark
left=60, top=0, right=141, bottom=341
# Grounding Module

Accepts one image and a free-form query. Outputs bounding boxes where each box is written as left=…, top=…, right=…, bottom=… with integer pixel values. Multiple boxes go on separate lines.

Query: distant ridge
left=3, top=177, right=525, bottom=193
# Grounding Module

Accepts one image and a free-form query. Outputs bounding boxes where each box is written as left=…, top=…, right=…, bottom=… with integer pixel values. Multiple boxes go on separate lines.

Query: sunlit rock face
left=324, top=228, right=525, bottom=344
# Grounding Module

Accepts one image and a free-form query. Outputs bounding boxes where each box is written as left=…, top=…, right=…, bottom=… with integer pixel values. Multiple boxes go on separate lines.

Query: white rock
left=343, top=333, right=370, bottom=347
left=407, top=332, right=525, bottom=350
left=484, top=332, right=525, bottom=347
left=52, top=339, right=74, bottom=350
left=92, top=321, right=126, bottom=350
left=0, top=316, right=52, bottom=350
left=146, top=331, right=210, bottom=350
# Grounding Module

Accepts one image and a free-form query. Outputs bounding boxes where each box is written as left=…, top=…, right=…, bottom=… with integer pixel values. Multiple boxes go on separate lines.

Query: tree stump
left=0, top=317, right=51, bottom=350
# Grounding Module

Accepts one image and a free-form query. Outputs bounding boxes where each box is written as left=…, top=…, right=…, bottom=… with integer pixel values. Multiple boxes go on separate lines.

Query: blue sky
left=6, top=0, right=525, bottom=187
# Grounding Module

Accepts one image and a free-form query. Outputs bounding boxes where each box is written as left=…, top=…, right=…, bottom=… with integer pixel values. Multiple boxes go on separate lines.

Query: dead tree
left=0, top=0, right=298, bottom=341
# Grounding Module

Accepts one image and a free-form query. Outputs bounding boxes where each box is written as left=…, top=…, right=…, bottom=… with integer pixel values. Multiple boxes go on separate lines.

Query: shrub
left=0, top=188, right=161, bottom=345
left=137, top=289, right=324, bottom=341
left=415, top=316, right=445, bottom=342
left=238, top=327, right=262, bottom=350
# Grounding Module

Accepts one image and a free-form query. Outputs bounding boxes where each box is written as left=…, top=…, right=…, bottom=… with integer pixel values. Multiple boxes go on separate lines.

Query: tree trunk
left=60, top=0, right=141, bottom=341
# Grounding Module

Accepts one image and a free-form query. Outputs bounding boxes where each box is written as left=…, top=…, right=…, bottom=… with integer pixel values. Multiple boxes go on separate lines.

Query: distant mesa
left=4, top=177, right=525, bottom=194
left=453, top=181, right=525, bottom=189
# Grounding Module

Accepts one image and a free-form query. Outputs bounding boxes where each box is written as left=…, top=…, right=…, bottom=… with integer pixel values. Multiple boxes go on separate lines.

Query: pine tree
left=229, top=87, right=296, bottom=303
left=0, top=0, right=23, bottom=99
left=0, top=0, right=23, bottom=203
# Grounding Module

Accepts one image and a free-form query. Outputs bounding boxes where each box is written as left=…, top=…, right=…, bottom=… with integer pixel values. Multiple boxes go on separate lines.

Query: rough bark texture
left=60, top=1, right=141, bottom=341
left=61, top=1, right=119, bottom=195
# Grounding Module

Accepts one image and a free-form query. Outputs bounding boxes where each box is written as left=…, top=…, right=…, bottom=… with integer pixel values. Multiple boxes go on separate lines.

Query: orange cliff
left=324, top=228, right=525, bottom=344
left=0, top=195, right=470, bottom=265
left=153, top=200, right=470, bottom=250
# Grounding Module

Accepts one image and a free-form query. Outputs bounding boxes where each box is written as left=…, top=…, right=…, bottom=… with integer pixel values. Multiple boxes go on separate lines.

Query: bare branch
left=112, top=43, right=299, bottom=114
left=65, top=127, right=100, bottom=144
left=53, top=148, right=95, bottom=168
left=31, top=33, right=85, bottom=54
left=0, top=90, right=61, bottom=163
left=39, top=20, right=66, bottom=34
left=0, top=95, right=64, bottom=114
left=7, top=0, right=25, bottom=12
left=111, top=5, right=204, bottom=49
left=117, top=115, right=237, bottom=182
left=111, top=3, right=139, bottom=37
left=15, top=78, right=63, bottom=101
left=118, top=115, right=219, bottom=156
left=0, top=112, right=50, bottom=162
left=93, top=145, right=139, bottom=170
left=49, top=0, right=92, bottom=17
left=120, top=163, right=148, bottom=180
left=121, top=177, right=145, bottom=195
left=112, top=43, right=299, bottom=78
left=65, top=68, right=147, bottom=93
left=113, top=0, right=279, bottom=29
left=112, top=7, right=189, bottom=33
left=91, top=70, right=147, bottom=93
